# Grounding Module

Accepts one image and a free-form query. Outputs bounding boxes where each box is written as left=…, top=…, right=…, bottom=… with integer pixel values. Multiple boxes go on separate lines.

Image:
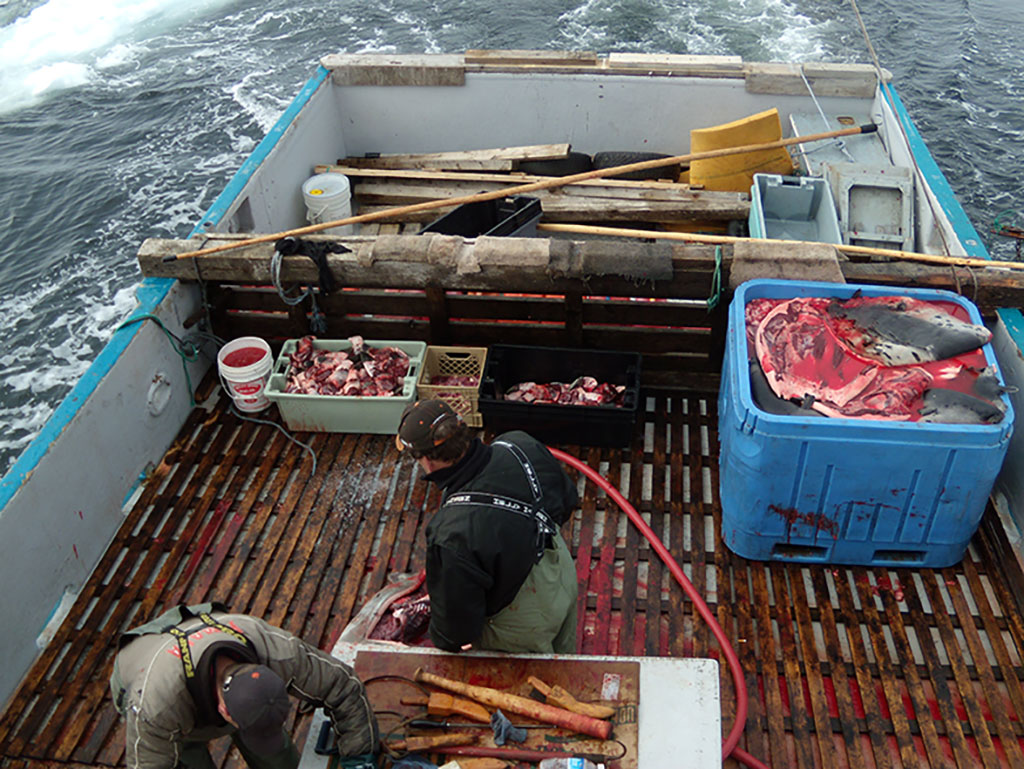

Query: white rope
left=848, top=0, right=954, bottom=257
left=799, top=65, right=856, bottom=163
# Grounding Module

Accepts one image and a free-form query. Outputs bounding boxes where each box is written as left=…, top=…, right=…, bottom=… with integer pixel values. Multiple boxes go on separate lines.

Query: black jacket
left=423, top=431, right=579, bottom=651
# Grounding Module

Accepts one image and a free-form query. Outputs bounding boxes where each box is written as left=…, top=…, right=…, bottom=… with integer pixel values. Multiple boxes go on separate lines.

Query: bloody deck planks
left=3, top=388, right=1024, bottom=769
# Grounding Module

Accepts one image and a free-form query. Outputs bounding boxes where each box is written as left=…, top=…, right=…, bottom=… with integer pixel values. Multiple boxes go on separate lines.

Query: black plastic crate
left=478, top=344, right=641, bottom=447
left=420, top=195, right=542, bottom=238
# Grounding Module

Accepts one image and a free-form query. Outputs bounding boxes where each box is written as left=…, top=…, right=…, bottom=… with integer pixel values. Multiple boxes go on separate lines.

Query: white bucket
left=302, top=172, right=353, bottom=235
left=217, top=336, right=273, bottom=413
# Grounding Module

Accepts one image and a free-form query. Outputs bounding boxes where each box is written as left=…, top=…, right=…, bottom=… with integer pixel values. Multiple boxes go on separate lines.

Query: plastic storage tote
left=719, top=279, right=1014, bottom=567
left=416, top=346, right=488, bottom=428
left=420, top=195, right=542, bottom=238
left=477, top=344, right=641, bottom=448
left=749, top=174, right=842, bottom=244
left=265, top=338, right=426, bottom=433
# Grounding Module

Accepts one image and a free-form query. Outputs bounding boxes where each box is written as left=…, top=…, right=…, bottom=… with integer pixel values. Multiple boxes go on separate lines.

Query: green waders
left=477, top=532, right=578, bottom=654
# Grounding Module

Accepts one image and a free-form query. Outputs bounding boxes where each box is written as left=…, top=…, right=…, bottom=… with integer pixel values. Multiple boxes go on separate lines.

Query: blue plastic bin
left=718, top=279, right=1014, bottom=567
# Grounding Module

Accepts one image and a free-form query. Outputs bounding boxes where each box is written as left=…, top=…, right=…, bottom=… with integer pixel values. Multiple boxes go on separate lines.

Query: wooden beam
left=339, top=143, right=571, bottom=172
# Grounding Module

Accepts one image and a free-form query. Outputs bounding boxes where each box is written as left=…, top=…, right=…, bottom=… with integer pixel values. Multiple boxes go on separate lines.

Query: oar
left=164, top=123, right=878, bottom=262
left=536, top=222, right=1024, bottom=271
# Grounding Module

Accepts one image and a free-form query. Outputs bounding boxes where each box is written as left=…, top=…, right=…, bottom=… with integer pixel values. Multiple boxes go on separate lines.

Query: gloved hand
left=337, top=753, right=378, bottom=769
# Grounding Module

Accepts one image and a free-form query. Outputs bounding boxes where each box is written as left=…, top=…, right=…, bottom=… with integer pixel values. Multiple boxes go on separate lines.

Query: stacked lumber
left=316, top=143, right=749, bottom=227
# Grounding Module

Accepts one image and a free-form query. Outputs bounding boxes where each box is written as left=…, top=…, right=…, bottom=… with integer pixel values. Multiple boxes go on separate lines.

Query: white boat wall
left=0, top=50, right=1018, bottom=710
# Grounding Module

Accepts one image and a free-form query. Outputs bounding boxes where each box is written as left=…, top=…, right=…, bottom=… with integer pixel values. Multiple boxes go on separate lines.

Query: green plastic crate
left=265, top=338, right=426, bottom=433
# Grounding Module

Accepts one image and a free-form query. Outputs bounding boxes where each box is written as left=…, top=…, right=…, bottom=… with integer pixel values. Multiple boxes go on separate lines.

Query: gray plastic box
left=749, top=173, right=842, bottom=245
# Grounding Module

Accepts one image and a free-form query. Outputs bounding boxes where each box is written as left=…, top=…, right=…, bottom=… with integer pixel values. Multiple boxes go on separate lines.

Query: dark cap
left=221, top=663, right=290, bottom=754
left=395, top=399, right=462, bottom=453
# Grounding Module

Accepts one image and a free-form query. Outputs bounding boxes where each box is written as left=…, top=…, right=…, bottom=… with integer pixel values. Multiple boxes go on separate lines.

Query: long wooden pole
left=537, top=222, right=1024, bottom=272
left=413, top=668, right=613, bottom=740
left=166, top=123, right=878, bottom=261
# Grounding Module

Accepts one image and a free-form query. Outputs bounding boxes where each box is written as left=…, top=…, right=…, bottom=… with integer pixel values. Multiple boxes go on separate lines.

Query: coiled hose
left=548, top=447, right=770, bottom=769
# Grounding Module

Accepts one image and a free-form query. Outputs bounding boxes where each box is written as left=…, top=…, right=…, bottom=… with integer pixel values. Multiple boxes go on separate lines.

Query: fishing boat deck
left=3, top=373, right=1024, bottom=769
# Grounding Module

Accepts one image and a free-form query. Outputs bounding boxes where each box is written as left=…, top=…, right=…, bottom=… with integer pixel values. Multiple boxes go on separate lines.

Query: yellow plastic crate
left=415, top=346, right=487, bottom=428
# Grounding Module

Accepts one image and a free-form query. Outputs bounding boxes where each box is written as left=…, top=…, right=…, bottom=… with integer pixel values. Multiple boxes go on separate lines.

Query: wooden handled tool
left=387, top=732, right=480, bottom=751
left=526, top=676, right=617, bottom=720
left=166, top=123, right=879, bottom=261
left=400, top=692, right=491, bottom=722
left=413, top=668, right=613, bottom=740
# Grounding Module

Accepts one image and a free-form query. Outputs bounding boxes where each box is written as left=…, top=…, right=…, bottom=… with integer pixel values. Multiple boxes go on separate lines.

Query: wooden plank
left=770, top=563, right=816, bottom=769
left=322, top=53, right=465, bottom=87
left=216, top=287, right=716, bottom=329
left=139, top=238, right=725, bottom=299
left=326, top=438, right=398, bottom=631
left=896, top=569, right=975, bottom=766
left=250, top=435, right=358, bottom=622
left=922, top=569, right=1003, bottom=768
left=807, top=570, right=868, bottom=768
left=744, top=62, right=881, bottom=98
left=6, top=414, right=247, bottom=756
left=584, top=451, right=621, bottom=656
left=317, top=163, right=698, bottom=191
left=666, top=400, right=688, bottom=658
left=465, top=49, right=598, bottom=66
left=750, top=564, right=790, bottom=766
left=619, top=421, right=644, bottom=657
left=788, top=565, right=839, bottom=767
left=687, top=398, right=709, bottom=658
left=960, top=552, right=1024, bottom=765
left=55, top=423, right=290, bottom=761
left=874, top=569, right=950, bottom=767
left=354, top=188, right=748, bottom=222
left=212, top=312, right=720, bottom=361
left=263, top=438, right=367, bottom=631
left=573, top=447, right=601, bottom=649
left=845, top=569, right=922, bottom=768
left=645, top=396, right=667, bottom=656
left=339, top=143, right=570, bottom=171
left=0, top=407, right=208, bottom=751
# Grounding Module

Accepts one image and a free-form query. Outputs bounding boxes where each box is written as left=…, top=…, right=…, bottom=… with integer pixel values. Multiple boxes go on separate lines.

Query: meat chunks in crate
left=265, top=336, right=426, bottom=433
left=478, top=344, right=641, bottom=448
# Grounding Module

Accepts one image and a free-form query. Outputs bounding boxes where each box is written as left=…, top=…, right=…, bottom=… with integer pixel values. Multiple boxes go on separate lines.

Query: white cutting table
left=298, top=640, right=722, bottom=769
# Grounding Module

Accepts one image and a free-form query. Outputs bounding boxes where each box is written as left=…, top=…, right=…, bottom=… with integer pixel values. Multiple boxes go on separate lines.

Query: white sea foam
left=0, top=0, right=235, bottom=113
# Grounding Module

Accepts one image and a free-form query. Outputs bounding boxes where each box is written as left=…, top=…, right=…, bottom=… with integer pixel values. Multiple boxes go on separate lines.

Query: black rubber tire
left=592, top=151, right=681, bottom=181
left=516, top=151, right=592, bottom=177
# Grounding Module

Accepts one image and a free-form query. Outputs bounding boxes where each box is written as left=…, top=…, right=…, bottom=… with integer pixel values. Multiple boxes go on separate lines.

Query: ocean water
left=1, top=0, right=1022, bottom=475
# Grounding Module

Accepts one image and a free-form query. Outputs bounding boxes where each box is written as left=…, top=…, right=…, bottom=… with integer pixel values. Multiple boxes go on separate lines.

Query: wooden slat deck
left=3, top=383, right=1024, bottom=769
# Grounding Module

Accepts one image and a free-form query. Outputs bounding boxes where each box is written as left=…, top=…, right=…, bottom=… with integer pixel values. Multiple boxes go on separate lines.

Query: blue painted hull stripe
left=197, top=66, right=330, bottom=232
left=0, top=66, right=328, bottom=510
left=885, top=85, right=988, bottom=259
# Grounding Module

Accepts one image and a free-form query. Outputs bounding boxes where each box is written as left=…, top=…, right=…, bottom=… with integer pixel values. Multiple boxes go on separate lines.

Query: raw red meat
left=284, top=335, right=411, bottom=396
left=368, top=589, right=431, bottom=643
left=505, top=376, right=626, bottom=406
left=748, top=296, right=998, bottom=422
left=754, top=298, right=879, bottom=409
left=429, top=374, right=479, bottom=387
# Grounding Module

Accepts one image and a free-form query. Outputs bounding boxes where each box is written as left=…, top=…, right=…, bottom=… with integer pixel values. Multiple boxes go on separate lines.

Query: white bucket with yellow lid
left=301, top=172, right=353, bottom=235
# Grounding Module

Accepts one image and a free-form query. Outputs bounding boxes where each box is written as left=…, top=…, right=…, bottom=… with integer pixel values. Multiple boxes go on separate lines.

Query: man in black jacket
left=396, top=399, right=579, bottom=654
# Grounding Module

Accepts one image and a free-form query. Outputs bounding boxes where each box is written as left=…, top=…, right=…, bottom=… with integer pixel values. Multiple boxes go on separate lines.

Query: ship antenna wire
left=848, top=0, right=955, bottom=258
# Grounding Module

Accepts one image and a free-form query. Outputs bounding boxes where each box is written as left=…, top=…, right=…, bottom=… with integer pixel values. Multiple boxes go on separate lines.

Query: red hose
left=548, top=447, right=770, bottom=769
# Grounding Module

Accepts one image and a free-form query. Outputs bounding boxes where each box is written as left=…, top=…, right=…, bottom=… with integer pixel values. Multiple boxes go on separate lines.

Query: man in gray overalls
left=396, top=400, right=579, bottom=654
left=109, top=605, right=378, bottom=769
